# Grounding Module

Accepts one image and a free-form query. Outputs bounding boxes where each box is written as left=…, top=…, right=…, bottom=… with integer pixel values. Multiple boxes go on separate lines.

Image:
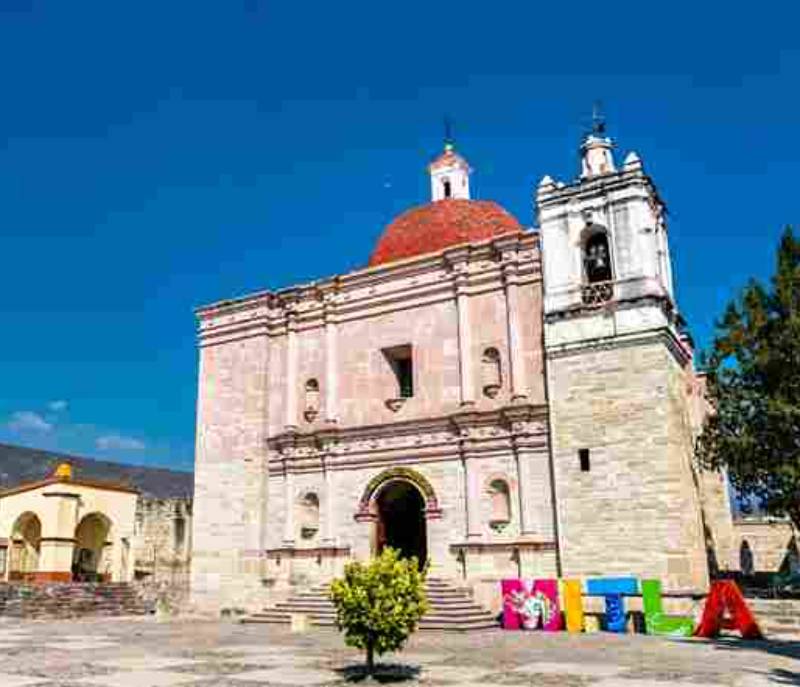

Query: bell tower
left=537, top=115, right=709, bottom=593
left=428, top=126, right=471, bottom=202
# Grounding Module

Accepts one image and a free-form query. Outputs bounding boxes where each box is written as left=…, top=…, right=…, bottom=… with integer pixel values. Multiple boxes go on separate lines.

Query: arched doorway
left=376, top=480, right=427, bottom=568
left=73, top=513, right=111, bottom=582
left=9, top=512, right=41, bottom=581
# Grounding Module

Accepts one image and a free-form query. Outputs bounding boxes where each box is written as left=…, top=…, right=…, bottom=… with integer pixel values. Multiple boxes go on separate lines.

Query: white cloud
left=48, top=400, right=68, bottom=412
left=96, top=434, right=146, bottom=451
left=8, top=411, right=53, bottom=433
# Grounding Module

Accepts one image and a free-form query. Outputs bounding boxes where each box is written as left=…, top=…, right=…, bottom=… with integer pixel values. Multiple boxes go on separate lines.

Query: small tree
left=330, top=547, right=428, bottom=678
left=697, top=227, right=800, bottom=530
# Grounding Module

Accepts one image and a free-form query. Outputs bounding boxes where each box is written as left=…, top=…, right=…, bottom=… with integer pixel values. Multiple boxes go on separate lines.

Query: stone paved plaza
left=0, top=618, right=796, bottom=686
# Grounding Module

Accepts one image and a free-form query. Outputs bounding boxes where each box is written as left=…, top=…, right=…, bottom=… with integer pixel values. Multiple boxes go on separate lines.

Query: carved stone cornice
left=544, top=290, right=676, bottom=325
left=449, top=540, right=556, bottom=554
left=537, top=166, right=653, bottom=210
left=265, top=546, right=351, bottom=562
left=196, top=233, right=541, bottom=342
left=546, top=326, right=692, bottom=369
left=267, top=405, right=549, bottom=474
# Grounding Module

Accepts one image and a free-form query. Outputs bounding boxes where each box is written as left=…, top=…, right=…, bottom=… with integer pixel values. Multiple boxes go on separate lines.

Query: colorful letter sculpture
left=499, top=577, right=765, bottom=640
left=533, top=579, right=562, bottom=631
left=502, top=579, right=532, bottom=630
left=693, top=580, right=763, bottom=640
left=641, top=579, right=694, bottom=637
left=585, top=577, right=638, bottom=633
left=501, top=579, right=561, bottom=631
left=562, top=579, right=584, bottom=633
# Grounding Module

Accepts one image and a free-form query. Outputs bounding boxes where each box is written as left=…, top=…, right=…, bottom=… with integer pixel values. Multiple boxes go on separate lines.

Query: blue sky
left=0, top=2, right=797, bottom=472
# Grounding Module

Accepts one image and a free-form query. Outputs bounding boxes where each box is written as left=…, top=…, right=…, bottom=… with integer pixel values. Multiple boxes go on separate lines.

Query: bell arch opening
left=73, top=513, right=112, bottom=582
left=582, top=229, right=613, bottom=284
left=375, top=480, right=427, bottom=568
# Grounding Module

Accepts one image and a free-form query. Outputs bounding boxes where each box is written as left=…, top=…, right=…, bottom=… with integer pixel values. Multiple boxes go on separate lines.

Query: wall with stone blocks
left=131, top=497, right=192, bottom=596
left=733, top=518, right=798, bottom=573
left=191, top=333, right=270, bottom=614
left=547, top=337, right=709, bottom=592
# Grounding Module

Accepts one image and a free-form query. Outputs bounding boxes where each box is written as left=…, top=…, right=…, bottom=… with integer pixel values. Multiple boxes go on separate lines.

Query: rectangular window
left=579, top=448, right=591, bottom=472
left=383, top=345, right=413, bottom=398
left=0, top=546, right=6, bottom=575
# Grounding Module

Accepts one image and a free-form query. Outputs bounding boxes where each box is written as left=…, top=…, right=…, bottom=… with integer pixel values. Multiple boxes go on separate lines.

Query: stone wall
left=547, top=335, right=709, bottom=592
left=733, top=518, right=798, bottom=573
left=191, top=317, right=271, bottom=615
left=131, top=497, right=192, bottom=603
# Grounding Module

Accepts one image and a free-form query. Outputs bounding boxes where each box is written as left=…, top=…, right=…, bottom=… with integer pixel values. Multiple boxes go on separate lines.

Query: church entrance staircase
left=242, top=577, right=499, bottom=632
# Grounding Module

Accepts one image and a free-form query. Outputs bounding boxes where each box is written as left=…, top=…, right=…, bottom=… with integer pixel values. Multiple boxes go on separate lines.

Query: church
left=190, top=120, right=735, bottom=615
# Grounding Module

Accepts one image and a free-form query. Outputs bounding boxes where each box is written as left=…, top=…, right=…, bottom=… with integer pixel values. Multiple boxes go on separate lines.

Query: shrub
left=330, top=547, right=428, bottom=676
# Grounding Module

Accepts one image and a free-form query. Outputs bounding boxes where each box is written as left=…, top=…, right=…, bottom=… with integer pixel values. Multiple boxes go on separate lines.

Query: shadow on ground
left=766, top=669, right=800, bottom=686
left=337, top=662, right=422, bottom=683
left=702, top=635, right=800, bottom=661
left=697, top=636, right=800, bottom=686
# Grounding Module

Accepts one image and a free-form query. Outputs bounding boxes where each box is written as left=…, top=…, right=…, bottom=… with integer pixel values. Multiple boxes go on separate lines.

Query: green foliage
left=329, top=547, right=428, bottom=673
left=696, top=227, right=800, bottom=529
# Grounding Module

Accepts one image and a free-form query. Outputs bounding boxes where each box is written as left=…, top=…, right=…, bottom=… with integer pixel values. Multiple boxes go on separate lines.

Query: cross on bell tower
left=580, top=101, right=616, bottom=178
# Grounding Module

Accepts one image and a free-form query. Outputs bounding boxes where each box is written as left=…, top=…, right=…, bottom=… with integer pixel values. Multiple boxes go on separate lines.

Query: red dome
left=369, top=199, right=523, bottom=267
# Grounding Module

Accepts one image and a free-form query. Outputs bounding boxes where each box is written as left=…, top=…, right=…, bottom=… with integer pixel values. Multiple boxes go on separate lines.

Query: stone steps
left=747, top=599, right=800, bottom=636
left=243, top=577, right=499, bottom=632
left=0, top=582, right=151, bottom=619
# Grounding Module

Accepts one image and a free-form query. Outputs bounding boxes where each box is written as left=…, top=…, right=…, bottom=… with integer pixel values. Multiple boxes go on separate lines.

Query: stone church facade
left=190, top=123, right=734, bottom=614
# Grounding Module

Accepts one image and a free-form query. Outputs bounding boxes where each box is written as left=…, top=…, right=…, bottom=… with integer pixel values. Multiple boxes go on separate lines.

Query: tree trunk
left=365, top=639, right=375, bottom=676
left=787, top=505, right=800, bottom=537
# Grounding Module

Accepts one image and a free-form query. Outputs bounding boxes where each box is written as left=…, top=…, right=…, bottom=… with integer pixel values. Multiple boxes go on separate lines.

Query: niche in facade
left=488, top=479, right=511, bottom=532
left=482, top=347, right=502, bottom=398
left=299, top=492, right=320, bottom=540
left=303, top=378, right=320, bottom=423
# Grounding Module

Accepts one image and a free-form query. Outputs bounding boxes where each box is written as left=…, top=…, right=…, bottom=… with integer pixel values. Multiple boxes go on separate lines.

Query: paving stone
left=0, top=617, right=789, bottom=687
left=513, top=661, right=621, bottom=677
left=594, top=680, right=719, bottom=687
left=75, top=670, right=204, bottom=686
left=95, top=656, right=203, bottom=671
left=226, top=667, right=340, bottom=685
left=419, top=664, right=493, bottom=683
left=45, top=641, right=120, bottom=651
left=0, top=673, right=47, bottom=687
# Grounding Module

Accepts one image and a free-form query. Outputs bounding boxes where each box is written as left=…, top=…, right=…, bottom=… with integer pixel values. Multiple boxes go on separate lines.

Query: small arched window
left=488, top=479, right=511, bottom=531
left=482, top=347, right=502, bottom=398
left=299, top=492, right=320, bottom=540
left=442, top=178, right=452, bottom=198
left=583, top=231, right=613, bottom=284
left=304, top=378, right=320, bottom=422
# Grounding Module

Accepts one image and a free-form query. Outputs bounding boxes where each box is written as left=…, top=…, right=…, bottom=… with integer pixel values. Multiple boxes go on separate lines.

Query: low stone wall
left=132, top=579, right=189, bottom=616
left=733, top=518, right=797, bottom=574
left=0, top=582, right=152, bottom=619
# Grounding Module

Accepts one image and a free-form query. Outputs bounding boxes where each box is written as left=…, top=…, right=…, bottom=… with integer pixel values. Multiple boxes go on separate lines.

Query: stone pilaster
left=452, top=414, right=482, bottom=541
left=447, top=249, right=475, bottom=408
left=285, top=311, right=298, bottom=430
left=324, top=297, right=339, bottom=424
left=502, top=253, right=527, bottom=402
left=282, top=455, right=295, bottom=546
